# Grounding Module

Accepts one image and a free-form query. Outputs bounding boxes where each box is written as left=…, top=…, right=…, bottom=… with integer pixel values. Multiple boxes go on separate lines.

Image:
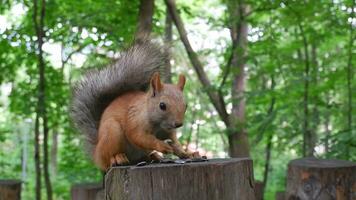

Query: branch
left=244, top=4, right=280, bottom=17
left=165, top=0, right=229, bottom=125
left=33, top=0, right=39, bottom=38
left=218, top=39, right=238, bottom=91
left=61, top=43, right=87, bottom=68
left=135, top=0, right=154, bottom=41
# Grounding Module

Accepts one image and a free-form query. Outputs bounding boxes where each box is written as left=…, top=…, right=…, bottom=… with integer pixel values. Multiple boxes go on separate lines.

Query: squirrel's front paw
left=155, top=141, right=174, bottom=154
left=187, top=151, right=201, bottom=159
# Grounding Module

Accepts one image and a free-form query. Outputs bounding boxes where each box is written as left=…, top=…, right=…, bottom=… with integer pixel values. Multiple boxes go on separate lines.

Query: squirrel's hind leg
left=95, top=119, right=127, bottom=171
left=110, top=153, right=129, bottom=167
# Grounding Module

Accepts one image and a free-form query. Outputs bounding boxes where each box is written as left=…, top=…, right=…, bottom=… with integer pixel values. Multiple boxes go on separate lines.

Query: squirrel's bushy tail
left=70, top=40, right=166, bottom=155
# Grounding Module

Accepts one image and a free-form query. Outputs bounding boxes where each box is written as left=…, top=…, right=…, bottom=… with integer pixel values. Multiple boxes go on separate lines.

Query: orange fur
left=93, top=73, right=197, bottom=171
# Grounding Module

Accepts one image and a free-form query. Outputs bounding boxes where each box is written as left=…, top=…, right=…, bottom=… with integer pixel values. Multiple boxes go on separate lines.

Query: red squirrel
left=71, top=40, right=199, bottom=171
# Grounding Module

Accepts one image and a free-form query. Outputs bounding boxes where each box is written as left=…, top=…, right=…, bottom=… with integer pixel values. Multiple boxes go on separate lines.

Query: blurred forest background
left=0, top=0, right=355, bottom=199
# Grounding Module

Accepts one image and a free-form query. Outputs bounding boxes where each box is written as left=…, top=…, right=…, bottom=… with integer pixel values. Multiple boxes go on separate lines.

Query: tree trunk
left=164, top=7, right=173, bottom=83
left=324, top=101, right=331, bottom=156
left=290, top=7, right=313, bottom=158
left=165, top=0, right=251, bottom=157
left=345, top=0, right=355, bottom=159
left=20, top=121, right=30, bottom=181
left=294, top=24, right=312, bottom=157
left=33, top=2, right=42, bottom=199
left=34, top=114, right=41, bottom=200
left=43, top=105, right=52, bottom=200
left=310, top=43, right=319, bottom=156
left=165, top=0, right=229, bottom=126
left=51, top=131, right=58, bottom=176
left=286, top=158, right=356, bottom=200
left=299, top=26, right=311, bottom=157
left=105, top=158, right=256, bottom=200
left=227, top=0, right=250, bottom=158
left=195, top=123, right=200, bottom=150
left=262, top=74, right=276, bottom=192
left=33, top=0, right=52, bottom=199
left=135, top=0, right=154, bottom=41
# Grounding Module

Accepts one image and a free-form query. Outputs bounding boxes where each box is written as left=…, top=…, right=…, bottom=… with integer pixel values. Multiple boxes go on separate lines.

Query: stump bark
left=286, top=157, right=356, bottom=200
left=105, top=158, right=256, bottom=200
left=0, top=180, right=21, bottom=200
left=71, top=183, right=103, bottom=200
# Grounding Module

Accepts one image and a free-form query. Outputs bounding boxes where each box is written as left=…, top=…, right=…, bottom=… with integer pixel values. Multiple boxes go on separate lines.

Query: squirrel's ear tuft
left=150, top=72, right=163, bottom=96
left=177, top=74, right=186, bottom=91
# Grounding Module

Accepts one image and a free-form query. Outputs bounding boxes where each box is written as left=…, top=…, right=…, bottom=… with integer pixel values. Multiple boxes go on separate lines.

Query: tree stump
left=71, top=183, right=103, bottom=200
left=286, top=157, right=356, bottom=200
left=0, top=180, right=21, bottom=200
left=254, top=181, right=264, bottom=200
left=105, top=158, right=256, bottom=200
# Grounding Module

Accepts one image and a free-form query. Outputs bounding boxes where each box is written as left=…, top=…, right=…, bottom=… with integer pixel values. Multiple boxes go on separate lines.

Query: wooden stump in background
left=254, top=181, right=264, bottom=200
left=71, top=183, right=103, bottom=200
left=286, top=157, right=356, bottom=200
left=105, top=158, right=256, bottom=200
left=0, top=180, right=21, bottom=200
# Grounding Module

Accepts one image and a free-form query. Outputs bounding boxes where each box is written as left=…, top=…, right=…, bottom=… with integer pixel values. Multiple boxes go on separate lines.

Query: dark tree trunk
left=33, top=1, right=42, bottom=199
left=299, top=26, right=311, bottom=157
left=286, top=158, right=356, bottom=200
left=105, top=159, right=256, bottom=200
left=322, top=55, right=331, bottom=157
left=51, top=131, right=58, bottom=176
left=310, top=43, right=319, bottom=156
left=34, top=113, right=41, bottom=200
left=324, top=121, right=330, bottom=155
left=135, top=0, right=154, bottom=41
left=43, top=105, right=52, bottom=200
left=195, top=123, right=200, bottom=150
left=263, top=134, right=272, bottom=186
left=33, top=0, right=52, bottom=199
left=345, top=0, right=355, bottom=159
left=289, top=3, right=314, bottom=158
left=227, top=0, right=250, bottom=158
left=164, top=7, right=173, bottom=83
left=262, top=75, right=276, bottom=198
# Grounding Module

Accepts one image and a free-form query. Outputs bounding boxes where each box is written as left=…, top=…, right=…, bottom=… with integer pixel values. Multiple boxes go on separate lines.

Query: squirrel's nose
left=174, top=122, right=183, bottom=128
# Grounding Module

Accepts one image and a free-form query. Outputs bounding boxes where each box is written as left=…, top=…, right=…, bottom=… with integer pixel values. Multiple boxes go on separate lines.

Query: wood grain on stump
left=71, top=183, right=103, bottom=200
left=286, top=157, right=356, bottom=200
left=105, top=158, right=256, bottom=200
left=0, top=180, right=21, bottom=200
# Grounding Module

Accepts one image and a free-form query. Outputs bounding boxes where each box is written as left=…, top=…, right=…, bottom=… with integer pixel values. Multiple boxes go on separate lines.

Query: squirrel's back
left=70, top=40, right=167, bottom=155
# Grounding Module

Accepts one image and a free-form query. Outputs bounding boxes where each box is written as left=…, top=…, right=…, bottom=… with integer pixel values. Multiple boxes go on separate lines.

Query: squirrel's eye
left=159, top=102, right=166, bottom=111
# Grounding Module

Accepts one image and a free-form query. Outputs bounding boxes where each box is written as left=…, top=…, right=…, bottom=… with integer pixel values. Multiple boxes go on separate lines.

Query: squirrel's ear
left=150, top=72, right=163, bottom=96
left=177, top=74, right=186, bottom=91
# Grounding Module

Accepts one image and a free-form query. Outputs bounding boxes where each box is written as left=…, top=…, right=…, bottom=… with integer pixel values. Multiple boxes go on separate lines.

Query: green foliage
left=0, top=0, right=354, bottom=199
